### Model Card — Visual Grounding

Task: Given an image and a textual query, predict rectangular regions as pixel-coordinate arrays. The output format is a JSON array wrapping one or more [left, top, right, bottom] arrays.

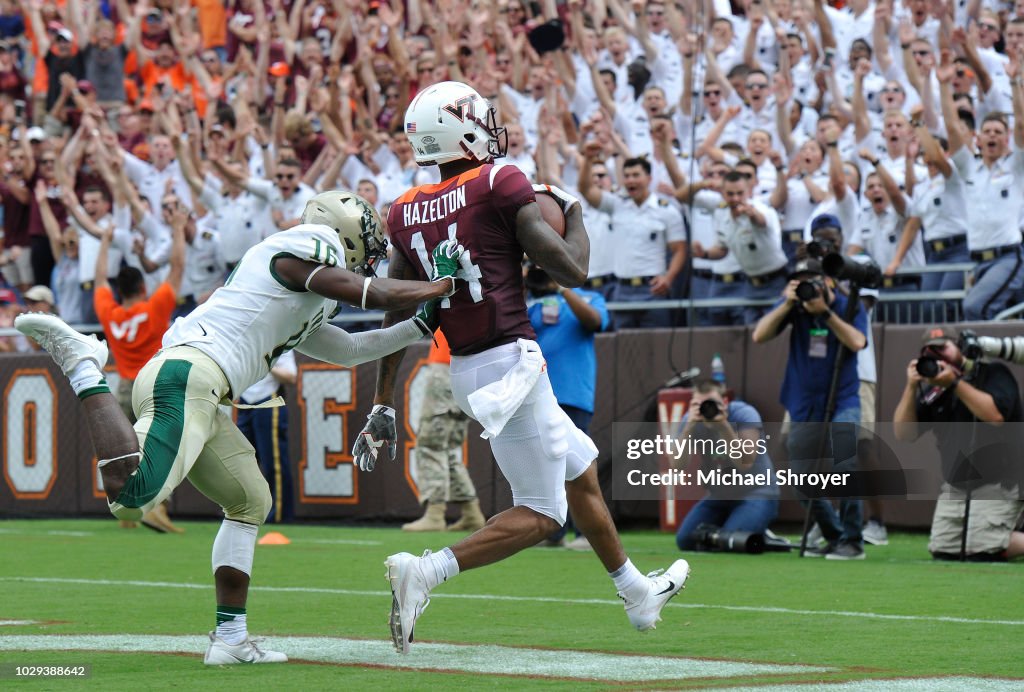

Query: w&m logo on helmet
[[442, 95, 478, 123]]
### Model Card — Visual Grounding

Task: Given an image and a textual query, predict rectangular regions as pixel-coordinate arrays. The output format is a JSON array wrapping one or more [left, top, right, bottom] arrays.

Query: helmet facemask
[[352, 201, 389, 277], [462, 104, 507, 162]]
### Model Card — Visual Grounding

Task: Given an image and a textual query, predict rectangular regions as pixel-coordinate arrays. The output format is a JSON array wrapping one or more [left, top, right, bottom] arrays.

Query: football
[[535, 191, 566, 237]]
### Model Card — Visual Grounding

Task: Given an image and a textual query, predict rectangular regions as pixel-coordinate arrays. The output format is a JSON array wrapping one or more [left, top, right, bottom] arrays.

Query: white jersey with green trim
[[162, 223, 343, 397]]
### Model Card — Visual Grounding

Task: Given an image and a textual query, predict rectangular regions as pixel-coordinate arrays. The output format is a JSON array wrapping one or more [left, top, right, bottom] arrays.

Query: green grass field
[[0, 518, 1021, 690]]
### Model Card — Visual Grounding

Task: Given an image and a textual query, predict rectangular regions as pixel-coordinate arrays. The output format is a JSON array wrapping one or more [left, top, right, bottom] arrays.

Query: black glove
[[351, 405, 397, 472]]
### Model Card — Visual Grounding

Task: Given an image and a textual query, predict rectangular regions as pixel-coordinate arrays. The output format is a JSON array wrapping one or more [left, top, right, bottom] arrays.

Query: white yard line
[[2, 576, 1023, 628], [721, 678, 1024, 691], [0, 634, 829, 681]]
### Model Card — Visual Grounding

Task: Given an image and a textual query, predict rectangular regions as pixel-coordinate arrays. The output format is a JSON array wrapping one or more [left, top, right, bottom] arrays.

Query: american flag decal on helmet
[[406, 122, 417, 133]]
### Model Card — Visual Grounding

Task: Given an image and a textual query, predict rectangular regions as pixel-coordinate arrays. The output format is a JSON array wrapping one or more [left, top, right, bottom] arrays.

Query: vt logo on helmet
[[404, 81, 508, 166], [300, 191, 389, 276]]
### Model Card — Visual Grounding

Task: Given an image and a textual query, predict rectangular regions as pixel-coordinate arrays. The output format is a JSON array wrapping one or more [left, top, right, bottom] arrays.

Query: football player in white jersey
[[15, 190, 463, 665]]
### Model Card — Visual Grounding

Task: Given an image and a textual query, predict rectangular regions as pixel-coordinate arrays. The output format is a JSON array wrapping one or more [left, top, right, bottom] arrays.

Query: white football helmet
[[403, 81, 507, 166], [301, 191, 388, 276]]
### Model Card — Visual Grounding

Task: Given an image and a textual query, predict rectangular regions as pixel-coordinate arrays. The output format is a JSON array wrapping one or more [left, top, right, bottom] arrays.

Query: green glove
[[430, 239, 463, 297], [413, 298, 442, 337]]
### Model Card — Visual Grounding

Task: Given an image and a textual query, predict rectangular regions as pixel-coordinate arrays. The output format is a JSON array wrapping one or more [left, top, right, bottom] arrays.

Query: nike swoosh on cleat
[[656, 580, 676, 596]]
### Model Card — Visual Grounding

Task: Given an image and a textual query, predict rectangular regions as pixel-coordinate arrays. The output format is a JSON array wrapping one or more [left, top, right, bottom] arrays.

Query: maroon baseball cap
[[0, 287, 18, 304]]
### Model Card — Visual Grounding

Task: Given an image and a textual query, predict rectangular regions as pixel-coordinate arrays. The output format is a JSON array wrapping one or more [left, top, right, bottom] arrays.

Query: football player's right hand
[[351, 405, 397, 472], [430, 239, 463, 297], [532, 184, 580, 215]]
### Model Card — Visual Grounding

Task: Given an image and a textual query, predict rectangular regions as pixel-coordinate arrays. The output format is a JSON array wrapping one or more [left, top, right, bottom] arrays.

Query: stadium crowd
[[0, 0, 1021, 336]]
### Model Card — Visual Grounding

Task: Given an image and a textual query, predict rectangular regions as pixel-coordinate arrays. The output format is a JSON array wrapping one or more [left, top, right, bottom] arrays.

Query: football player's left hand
[[413, 298, 442, 336], [532, 184, 580, 215], [430, 239, 463, 296], [352, 405, 397, 472]]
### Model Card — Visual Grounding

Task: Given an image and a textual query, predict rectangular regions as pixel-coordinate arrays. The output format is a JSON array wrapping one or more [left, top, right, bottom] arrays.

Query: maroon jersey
[[388, 163, 537, 356]]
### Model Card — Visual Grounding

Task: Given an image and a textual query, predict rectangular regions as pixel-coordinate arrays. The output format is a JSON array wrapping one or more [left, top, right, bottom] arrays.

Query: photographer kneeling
[[675, 380, 779, 552], [894, 328, 1024, 561], [753, 258, 868, 560]]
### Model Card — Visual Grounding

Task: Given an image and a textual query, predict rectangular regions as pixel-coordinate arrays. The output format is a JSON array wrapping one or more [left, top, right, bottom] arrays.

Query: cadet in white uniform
[[579, 154, 685, 329], [694, 170, 789, 324], [906, 121, 972, 319], [15, 191, 462, 666], [953, 108, 1024, 320]]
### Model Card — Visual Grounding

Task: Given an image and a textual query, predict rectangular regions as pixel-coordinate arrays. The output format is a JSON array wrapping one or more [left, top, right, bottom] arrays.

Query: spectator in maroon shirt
[[282, 112, 325, 174], [0, 41, 26, 103], [116, 103, 147, 153], [0, 140, 34, 291], [27, 147, 65, 290]]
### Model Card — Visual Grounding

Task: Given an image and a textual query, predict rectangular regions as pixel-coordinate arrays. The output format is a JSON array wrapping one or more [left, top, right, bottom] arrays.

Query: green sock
[[215, 605, 247, 645], [216, 605, 246, 626]]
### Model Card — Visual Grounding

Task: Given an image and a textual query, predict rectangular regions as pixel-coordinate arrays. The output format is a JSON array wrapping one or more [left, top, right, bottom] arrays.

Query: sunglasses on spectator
[[39, 159, 55, 165], [161, 203, 177, 211], [275, 173, 296, 181], [745, 83, 768, 90], [978, 22, 999, 31]]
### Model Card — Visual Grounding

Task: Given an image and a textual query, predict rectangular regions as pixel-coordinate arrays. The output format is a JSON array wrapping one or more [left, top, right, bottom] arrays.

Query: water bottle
[[711, 353, 726, 385]]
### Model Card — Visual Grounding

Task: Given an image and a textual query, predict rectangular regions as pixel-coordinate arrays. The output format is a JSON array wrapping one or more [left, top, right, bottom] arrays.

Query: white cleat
[[621, 559, 690, 631], [203, 632, 288, 665], [15, 313, 107, 376], [385, 551, 432, 654]]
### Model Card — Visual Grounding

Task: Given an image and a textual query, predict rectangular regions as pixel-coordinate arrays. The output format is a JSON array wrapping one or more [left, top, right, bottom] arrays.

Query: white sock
[[423, 547, 459, 590], [609, 559, 647, 601], [216, 614, 248, 645], [68, 359, 106, 397]]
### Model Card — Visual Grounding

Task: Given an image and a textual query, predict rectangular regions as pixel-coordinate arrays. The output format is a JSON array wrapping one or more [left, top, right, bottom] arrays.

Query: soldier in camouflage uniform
[[404, 332, 486, 532]]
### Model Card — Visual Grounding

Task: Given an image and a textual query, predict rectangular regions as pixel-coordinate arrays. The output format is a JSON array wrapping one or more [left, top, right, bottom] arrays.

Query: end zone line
[[3, 576, 1023, 627]]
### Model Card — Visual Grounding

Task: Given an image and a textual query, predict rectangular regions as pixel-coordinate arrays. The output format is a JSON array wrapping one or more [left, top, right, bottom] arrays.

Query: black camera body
[[698, 399, 721, 420], [916, 355, 940, 378], [959, 329, 982, 361], [805, 239, 836, 259], [795, 279, 823, 302], [524, 265, 555, 297]]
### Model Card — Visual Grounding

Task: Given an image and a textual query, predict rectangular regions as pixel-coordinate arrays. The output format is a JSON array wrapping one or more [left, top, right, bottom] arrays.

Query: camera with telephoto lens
[[916, 355, 940, 378], [698, 399, 721, 420], [978, 335, 1024, 364], [822, 252, 882, 288], [690, 523, 766, 554], [795, 279, 823, 302]]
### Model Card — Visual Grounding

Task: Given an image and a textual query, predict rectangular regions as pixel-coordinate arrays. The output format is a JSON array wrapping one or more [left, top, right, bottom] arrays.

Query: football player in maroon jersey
[[353, 81, 690, 654]]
